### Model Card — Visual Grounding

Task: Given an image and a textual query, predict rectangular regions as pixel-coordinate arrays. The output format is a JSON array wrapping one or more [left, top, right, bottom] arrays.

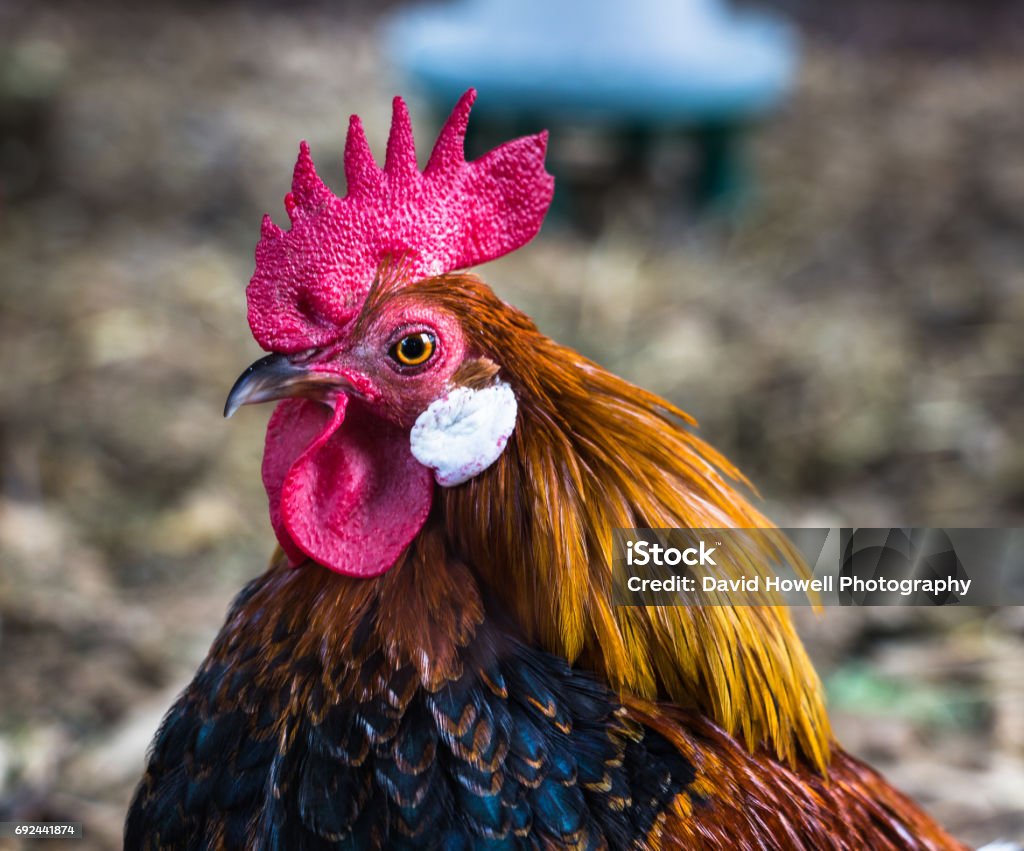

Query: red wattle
[[261, 397, 434, 577]]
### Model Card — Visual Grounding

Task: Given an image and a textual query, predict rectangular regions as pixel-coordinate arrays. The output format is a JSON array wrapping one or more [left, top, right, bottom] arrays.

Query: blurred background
[[1, 0, 1023, 847]]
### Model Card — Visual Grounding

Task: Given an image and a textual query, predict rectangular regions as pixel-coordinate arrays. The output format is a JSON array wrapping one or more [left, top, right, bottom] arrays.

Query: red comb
[[247, 89, 554, 352]]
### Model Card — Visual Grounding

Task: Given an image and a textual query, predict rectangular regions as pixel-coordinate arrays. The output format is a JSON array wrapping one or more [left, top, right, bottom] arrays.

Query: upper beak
[[223, 353, 356, 418]]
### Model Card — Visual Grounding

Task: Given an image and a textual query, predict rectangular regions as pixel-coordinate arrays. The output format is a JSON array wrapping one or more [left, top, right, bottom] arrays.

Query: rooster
[[126, 90, 969, 850]]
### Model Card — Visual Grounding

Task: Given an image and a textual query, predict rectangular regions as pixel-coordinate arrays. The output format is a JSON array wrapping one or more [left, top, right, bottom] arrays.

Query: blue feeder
[[384, 0, 798, 208]]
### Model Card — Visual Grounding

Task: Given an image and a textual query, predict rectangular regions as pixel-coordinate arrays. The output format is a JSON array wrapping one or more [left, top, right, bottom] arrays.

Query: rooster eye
[[390, 332, 436, 367]]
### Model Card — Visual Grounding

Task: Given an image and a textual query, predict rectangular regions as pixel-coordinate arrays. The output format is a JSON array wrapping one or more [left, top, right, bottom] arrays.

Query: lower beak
[[223, 353, 355, 418]]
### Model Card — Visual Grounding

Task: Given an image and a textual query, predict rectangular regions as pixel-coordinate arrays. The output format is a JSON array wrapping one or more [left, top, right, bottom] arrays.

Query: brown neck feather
[[233, 524, 483, 699]]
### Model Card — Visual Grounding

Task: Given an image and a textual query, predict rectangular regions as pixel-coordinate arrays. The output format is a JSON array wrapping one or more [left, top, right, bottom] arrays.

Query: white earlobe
[[409, 381, 517, 487]]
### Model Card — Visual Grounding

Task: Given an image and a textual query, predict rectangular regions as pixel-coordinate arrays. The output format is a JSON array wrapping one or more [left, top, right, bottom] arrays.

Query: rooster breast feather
[[125, 546, 697, 850]]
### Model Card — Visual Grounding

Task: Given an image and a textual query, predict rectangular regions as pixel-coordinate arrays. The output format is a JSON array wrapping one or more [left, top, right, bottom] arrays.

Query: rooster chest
[[127, 601, 696, 850]]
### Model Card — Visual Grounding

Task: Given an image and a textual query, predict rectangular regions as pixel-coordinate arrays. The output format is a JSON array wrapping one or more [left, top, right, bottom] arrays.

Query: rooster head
[[225, 91, 553, 577]]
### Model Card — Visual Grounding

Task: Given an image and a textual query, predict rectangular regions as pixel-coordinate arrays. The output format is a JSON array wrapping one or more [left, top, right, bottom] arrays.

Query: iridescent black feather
[[125, 565, 695, 850]]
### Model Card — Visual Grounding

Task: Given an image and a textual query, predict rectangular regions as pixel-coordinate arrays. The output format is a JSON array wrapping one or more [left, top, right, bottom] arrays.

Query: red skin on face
[[259, 301, 468, 577]]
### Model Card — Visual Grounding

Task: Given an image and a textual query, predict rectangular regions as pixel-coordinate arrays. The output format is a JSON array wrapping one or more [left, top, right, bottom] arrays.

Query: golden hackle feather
[[367, 273, 832, 772]]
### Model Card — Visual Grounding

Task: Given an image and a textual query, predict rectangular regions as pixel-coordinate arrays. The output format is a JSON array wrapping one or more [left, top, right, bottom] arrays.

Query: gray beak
[[223, 353, 353, 418]]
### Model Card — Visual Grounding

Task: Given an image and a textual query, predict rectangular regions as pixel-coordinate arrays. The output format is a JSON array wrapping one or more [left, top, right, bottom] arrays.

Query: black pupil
[[400, 334, 427, 361]]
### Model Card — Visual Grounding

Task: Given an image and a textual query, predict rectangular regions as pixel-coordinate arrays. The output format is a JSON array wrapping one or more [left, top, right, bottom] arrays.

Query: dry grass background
[[1, 1, 1023, 848]]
